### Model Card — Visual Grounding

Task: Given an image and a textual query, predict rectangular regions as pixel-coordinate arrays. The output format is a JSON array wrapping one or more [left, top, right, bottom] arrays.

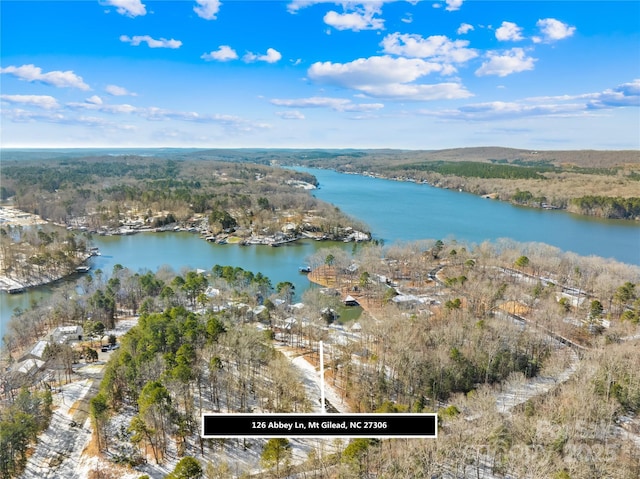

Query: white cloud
[[67, 98, 138, 114], [0, 64, 90, 90], [308, 56, 471, 101], [445, 0, 463, 12], [323, 3, 385, 31], [86, 95, 103, 105], [309, 56, 443, 88], [420, 80, 639, 122], [201, 45, 238, 61], [420, 100, 586, 122], [142, 108, 272, 132], [0, 94, 60, 110], [102, 0, 146, 17], [271, 96, 384, 112], [475, 48, 536, 77], [243, 48, 282, 63], [401, 13, 413, 24], [287, 0, 352, 14], [534, 18, 576, 43], [1, 108, 137, 129], [457, 23, 474, 35], [381, 33, 478, 63], [1, 108, 64, 123], [194, 0, 221, 20], [120, 35, 182, 49], [276, 110, 306, 120], [358, 82, 472, 101], [105, 84, 137, 96], [495, 21, 523, 41], [587, 79, 640, 109]]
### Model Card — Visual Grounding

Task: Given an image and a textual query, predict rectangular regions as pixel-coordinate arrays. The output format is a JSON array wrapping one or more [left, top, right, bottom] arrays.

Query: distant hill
[[405, 147, 639, 168]]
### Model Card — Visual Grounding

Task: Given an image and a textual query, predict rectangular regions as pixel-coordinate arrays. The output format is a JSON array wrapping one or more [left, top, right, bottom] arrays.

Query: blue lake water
[[300, 167, 640, 265], [2, 167, 639, 340]]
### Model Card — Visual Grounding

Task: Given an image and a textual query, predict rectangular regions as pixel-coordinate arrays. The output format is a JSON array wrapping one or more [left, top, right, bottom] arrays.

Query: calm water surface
[[0, 235, 350, 339], [300, 167, 640, 265], [2, 168, 639, 339]]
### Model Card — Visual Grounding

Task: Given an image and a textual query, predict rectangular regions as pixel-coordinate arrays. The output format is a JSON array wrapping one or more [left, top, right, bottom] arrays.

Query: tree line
[[568, 195, 640, 219], [0, 155, 367, 240], [2, 236, 639, 478]]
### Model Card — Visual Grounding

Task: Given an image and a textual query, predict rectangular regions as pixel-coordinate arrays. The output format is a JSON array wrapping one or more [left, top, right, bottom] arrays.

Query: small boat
[[75, 265, 91, 273], [298, 266, 312, 273]]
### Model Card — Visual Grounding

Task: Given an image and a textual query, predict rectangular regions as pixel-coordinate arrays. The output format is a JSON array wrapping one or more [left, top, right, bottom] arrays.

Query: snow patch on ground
[[495, 347, 580, 414], [19, 378, 94, 479]]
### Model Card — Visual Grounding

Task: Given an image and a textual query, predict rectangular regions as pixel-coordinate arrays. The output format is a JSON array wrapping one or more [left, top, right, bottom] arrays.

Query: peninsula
[[0, 153, 371, 293]]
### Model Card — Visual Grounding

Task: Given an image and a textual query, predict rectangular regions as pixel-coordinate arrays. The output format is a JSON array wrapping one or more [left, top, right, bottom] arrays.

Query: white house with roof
[[18, 340, 49, 362], [52, 325, 83, 343], [16, 358, 45, 377], [19, 340, 49, 362]]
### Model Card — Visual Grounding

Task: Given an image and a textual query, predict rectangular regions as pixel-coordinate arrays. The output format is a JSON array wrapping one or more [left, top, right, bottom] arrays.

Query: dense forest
[[0, 155, 369, 238]]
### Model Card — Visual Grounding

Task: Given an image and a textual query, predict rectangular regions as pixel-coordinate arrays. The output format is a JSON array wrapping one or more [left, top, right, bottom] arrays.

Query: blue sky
[[1, 0, 639, 149]]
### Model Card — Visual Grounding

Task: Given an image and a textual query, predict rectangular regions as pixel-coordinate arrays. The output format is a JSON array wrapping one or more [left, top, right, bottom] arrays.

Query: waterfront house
[[52, 325, 83, 343], [19, 340, 49, 362], [16, 358, 45, 377]]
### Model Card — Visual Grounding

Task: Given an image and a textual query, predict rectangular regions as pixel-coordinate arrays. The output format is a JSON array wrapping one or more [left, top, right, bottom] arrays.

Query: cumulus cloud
[[0, 64, 90, 90], [309, 56, 442, 88], [308, 56, 471, 101], [457, 23, 474, 35], [102, 0, 146, 17], [86, 95, 103, 105], [587, 79, 640, 109], [324, 3, 384, 31], [420, 80, 639, 121], [201, 45, 238, 61], [445, 0, 463, 12], [495, 21, 523, 41], [276, 110, 306, 120], [243, 48, 282, 63], [194, 0, 221, 20], [271, 96, 384, 112], [381, 33, 478, 63], [475, 48, 536, 77], [534, 18, 576, 43], [0, 94, 60, 110], [105, 84, 137, 96], [120, 35, 182, 49]]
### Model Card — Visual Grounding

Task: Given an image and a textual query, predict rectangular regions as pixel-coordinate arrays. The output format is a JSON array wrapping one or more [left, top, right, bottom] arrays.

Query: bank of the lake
[[298, 167, 640, 266], [0, 235, 353, 340], [2, 167, 639, 340]]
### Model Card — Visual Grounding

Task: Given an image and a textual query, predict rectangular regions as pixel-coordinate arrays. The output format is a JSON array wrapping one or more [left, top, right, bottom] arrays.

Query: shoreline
[[0, 204, 371, 294], [0, 253, 94, 294], [303, 166, 640, 222]]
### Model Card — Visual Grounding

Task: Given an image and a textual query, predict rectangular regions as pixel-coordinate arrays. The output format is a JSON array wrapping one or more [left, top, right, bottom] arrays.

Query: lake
[[2, 167, 639, 340], [300, 167, 640, 265]]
